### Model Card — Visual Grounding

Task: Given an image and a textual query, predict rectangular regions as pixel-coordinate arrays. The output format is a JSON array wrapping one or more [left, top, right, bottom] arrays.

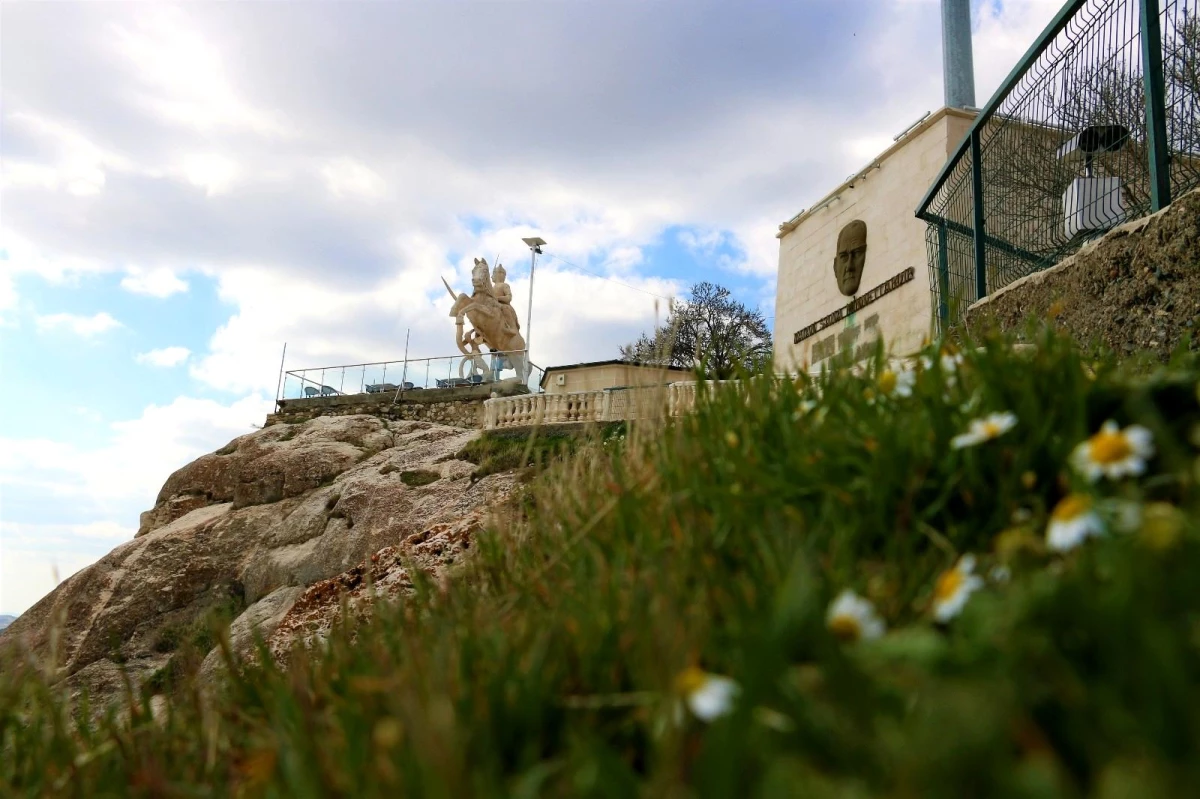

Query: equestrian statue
[[442, 258, 529, 381]]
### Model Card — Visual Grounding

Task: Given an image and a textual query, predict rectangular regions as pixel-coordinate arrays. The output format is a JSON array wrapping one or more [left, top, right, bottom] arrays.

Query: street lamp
[[520, 236, 546, 380]]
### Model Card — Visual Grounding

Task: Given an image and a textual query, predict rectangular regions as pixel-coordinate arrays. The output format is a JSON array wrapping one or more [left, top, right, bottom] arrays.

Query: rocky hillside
[[0, 416, 517, 705]]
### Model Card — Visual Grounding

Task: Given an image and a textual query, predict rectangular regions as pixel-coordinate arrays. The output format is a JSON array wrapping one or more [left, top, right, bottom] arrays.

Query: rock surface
[[0, 416, 516, 706], [966, 187, 1200, 356]]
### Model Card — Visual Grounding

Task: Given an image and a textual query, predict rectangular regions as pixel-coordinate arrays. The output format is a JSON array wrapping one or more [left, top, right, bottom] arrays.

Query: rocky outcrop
[[965, 187, 1200, 356], [0, 416, 516, 706]]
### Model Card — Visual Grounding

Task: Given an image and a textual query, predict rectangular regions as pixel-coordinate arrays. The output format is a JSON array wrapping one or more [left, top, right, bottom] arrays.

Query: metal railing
[[917, 0, 1198, 331], [279, 351, 544, 401]]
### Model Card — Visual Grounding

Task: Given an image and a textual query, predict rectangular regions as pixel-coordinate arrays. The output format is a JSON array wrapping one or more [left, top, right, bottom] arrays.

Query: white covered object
[[1063, 176, 1126, 238]]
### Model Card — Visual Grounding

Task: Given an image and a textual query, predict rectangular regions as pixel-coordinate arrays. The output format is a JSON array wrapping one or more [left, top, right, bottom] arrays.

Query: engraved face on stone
[[834, 220, 868, 296]]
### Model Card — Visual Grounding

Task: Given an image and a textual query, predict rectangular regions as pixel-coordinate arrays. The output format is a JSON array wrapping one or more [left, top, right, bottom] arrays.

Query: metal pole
[[274, 342, 287, 402], [970, 129, 987, 300], [936, 222, 951, 330], [525, 246, 537, 375], [392, 329, 411, 404], [941, 0, 976, 109], [1140, 0, 1171, 211]]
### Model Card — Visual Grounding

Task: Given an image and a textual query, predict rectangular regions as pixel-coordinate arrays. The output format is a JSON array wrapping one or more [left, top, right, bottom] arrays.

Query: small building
[[774, 107, 978, 374], [539, 359, 692, 395]]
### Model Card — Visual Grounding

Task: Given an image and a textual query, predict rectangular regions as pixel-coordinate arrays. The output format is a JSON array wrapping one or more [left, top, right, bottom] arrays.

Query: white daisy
[[951, 412, 1018, 449], [825, 589, 886, 642], [920, 346, 964, 374], [877, 367, 916, 398], [676, 667, 739, 722], [931, 554, 984, 622], [1070, 420, 1155, 482], [792, 399, 818, 420], [1045, 494, 1104, 552]]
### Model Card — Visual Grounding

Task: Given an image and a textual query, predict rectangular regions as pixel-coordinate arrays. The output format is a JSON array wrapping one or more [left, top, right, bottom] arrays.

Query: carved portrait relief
[[833, 220, 868, 296]]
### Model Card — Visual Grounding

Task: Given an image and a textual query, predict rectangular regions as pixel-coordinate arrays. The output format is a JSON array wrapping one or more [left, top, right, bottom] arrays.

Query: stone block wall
[[964, 188, 1200, 358], [775, 108, 977, 373], [266, 380, 530, 429]]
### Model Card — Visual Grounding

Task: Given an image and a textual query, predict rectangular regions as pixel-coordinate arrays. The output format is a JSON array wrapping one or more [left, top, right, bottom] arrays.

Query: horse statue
[[442, 258, 529, 380]]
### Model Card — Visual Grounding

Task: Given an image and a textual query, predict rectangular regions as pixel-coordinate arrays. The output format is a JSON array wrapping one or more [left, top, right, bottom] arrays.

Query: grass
[[3, 327, 1200, 797]]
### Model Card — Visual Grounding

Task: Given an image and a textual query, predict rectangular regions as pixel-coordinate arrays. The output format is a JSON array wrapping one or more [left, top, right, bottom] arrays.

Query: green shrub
[[399, 469, 440, 487]]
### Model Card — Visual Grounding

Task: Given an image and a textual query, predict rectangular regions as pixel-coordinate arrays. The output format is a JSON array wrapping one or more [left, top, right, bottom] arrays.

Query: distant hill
[[0, 615, 15, 631]]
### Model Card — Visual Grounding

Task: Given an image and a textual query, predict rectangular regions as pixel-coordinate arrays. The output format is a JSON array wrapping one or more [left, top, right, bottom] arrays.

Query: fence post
[[936, 221, 951, 330], [1140, 0, 1172, 212], [969, 129, 987, 300]]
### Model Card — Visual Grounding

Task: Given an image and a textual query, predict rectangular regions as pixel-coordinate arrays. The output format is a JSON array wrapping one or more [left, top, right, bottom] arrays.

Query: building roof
[[538, 359, 691, 387]]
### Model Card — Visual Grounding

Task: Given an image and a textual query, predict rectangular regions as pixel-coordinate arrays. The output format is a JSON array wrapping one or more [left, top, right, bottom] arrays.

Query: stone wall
[[964, 188, 1200, 358], [267, 379, 530, 429], [775, 108, 976, 373]]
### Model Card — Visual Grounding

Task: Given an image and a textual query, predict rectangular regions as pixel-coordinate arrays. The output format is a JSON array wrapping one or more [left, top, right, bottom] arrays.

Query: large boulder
[[0, 416, 516, 706]]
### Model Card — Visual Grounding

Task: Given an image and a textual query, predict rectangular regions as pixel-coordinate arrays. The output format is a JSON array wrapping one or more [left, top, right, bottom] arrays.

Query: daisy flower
[[1045, 494, 1104, 552], [877, 366, 916, 398], [1070, 420, 1154, 482], [792, 399, 818, 420], [675, 667, 739, 722], [951, 412, 1018, 449], [931, 554, 984, 622], [921, 346, 964, 374], [825, 589, 886, 642]]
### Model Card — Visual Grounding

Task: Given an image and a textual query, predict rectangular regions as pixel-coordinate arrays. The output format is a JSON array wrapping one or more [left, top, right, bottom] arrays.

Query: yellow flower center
[[1089, 429, 1133, 465], [828, 614, 862, 642], [933, 568, 964, 603], [982, 421, 1002, 438], [675, 666, 707, 696], [1051, 494, 1092, 522], [878, 371, 897, 394]]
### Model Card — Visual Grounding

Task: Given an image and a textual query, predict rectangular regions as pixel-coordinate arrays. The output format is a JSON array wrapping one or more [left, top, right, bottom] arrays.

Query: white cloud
[[35, 311, 123, 336], [120, 266, 189, 297], [108, 6, 290, 136], [973, 1, 1066, 103], [321, 157, 388, 201], [136, 346, 191, 367], [181, 153, 239, 196], [1, 111, 130, 197], [0, 393, 273, 614]]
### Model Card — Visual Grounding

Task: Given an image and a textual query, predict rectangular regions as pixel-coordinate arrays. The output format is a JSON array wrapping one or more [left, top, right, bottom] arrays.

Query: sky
[[0, 0, 1064, 616]]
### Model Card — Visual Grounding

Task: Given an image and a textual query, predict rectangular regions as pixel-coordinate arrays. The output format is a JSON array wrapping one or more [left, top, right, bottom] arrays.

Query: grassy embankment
[[3, 327, 1200, 797]]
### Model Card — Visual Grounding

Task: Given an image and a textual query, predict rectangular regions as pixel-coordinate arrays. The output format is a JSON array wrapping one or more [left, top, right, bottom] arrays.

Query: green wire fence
[[917, 0, 1199, 332]]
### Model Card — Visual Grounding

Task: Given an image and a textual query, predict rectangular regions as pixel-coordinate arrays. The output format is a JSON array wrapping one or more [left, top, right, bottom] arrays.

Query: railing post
[[936, 221, 951, 329], [1140, 0, 1171, 212], [969, 129, 987, 300]]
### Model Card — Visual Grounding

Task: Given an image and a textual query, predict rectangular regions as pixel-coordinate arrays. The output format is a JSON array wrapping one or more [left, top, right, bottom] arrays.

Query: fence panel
[[918, 0, 1199, 332]]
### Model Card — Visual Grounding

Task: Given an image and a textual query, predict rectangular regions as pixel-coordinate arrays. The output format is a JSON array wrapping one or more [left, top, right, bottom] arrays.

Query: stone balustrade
[[483, 381, 728, 430]]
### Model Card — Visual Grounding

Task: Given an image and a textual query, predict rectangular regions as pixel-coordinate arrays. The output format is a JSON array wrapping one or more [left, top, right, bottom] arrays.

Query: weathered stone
[[197, 585, 305, 684], [965, 187, 1200, 357], [0, 416, 517, 712]]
